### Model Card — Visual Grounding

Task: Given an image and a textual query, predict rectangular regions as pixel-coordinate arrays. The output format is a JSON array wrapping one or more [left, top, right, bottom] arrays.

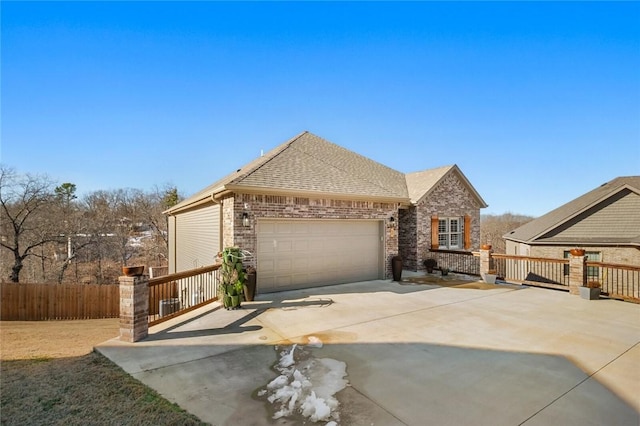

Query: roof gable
[[505, 176, 640, 246], [231, 132, 409, 199], [405, 164, 488, 207]]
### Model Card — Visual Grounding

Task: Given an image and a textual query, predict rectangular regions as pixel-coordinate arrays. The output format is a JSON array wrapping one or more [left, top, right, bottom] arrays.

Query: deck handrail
[[148, 263, 221, 326]]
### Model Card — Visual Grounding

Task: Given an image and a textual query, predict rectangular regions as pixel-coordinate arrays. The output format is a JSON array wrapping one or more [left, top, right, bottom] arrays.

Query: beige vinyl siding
[[257, 219, 382, 292], [175, 204, 221, 272], [168, 215, 177, 273]]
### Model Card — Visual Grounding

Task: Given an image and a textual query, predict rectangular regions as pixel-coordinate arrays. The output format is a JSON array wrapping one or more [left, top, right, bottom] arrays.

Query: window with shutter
[[434, 216, 465, 250]]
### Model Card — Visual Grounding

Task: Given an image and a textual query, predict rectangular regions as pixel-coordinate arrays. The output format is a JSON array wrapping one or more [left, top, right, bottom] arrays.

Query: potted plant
[[570, 248, 586, 256], [482, 269, 498, 284], [441, 267, 449, 276], [243, 266, 257, 301], [219, 247, 246, 309], [580, 280, 601, 300], [423, 258, 437, 274], [391, 255, 403, 282]]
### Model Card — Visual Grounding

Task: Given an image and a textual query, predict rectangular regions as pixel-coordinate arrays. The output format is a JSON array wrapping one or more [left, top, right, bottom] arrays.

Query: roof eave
[[226, 184, 410, 205], [164, 186, 226, 215]]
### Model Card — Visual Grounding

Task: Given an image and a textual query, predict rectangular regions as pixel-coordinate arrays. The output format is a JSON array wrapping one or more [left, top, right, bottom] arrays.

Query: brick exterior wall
[[400, 172, 482, 271], [529, 246, 640, 266], [228, 193, 399, 279], [398, 207, 418, 270], [221, 195, 235, 249], [119, 275, 148, 342]]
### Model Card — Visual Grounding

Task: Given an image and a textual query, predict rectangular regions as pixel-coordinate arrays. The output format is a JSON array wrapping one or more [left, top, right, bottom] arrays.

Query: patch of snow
[[258, 343, 348, 424], [279, 344, 297, 368], [267, 375, 289, 390]]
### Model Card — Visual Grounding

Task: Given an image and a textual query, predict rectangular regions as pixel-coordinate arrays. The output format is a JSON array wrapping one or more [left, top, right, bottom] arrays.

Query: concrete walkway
[[96, 276, 640, 426]]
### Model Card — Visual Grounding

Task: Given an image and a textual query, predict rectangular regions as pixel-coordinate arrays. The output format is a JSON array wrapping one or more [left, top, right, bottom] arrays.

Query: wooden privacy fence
[[1, 283, 120, 321]]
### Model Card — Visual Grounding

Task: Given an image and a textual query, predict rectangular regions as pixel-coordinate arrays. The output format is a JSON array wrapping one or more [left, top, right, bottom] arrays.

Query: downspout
[[211, 194, 223, 252]]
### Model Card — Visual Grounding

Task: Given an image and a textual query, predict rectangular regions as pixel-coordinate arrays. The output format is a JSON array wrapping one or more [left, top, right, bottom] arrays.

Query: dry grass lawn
[[0, 319, 207, 425]]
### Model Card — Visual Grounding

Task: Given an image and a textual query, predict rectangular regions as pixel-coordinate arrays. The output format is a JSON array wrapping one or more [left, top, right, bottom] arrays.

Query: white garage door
[[257, 219, 382, 293]]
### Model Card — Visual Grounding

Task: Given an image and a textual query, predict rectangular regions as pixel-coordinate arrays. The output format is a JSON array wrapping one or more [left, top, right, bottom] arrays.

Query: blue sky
[[2, 1, 639, 217]]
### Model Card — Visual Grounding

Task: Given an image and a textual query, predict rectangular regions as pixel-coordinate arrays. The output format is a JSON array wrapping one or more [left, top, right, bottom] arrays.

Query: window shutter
[[464, 215, 471, 250], [431, 216, 439, 249]]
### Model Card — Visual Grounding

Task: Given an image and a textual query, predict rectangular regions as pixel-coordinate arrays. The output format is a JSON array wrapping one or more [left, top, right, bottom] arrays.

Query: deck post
[[119, 275, 149, 342], [479, 245, 493, 279], [568, 253, 587, 296]]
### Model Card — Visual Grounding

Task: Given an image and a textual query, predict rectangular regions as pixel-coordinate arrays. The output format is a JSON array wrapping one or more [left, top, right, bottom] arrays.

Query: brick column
[[568, 252, 587, 296], [119, 275, 149, 342], [479, 245, 492, 276]]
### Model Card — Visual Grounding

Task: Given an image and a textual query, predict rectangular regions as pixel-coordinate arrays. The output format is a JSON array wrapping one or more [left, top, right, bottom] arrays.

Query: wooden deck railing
[[492, 254, 570, 290], [148, 264, 221, 326], [586, 261, 640, 302], [428, 249, 639, 303]]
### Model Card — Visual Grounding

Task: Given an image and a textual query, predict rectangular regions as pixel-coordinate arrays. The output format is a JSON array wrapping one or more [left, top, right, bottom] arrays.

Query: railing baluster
[[147, 264, 222, 326]]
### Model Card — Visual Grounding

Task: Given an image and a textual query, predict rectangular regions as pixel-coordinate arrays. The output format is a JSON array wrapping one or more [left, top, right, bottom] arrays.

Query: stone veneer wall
[[412, 173, 482, 272], [228, 193, 399, 279]]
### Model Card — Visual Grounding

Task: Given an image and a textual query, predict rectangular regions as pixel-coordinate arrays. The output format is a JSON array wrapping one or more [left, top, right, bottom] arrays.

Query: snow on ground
[[257, 336, 348, 425]]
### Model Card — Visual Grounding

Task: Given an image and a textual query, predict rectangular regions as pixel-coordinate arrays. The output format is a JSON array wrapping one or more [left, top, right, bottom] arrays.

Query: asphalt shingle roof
[[504, 176, 640, 245], [166, 131, 487, 214], [232, 132, 409, 199]]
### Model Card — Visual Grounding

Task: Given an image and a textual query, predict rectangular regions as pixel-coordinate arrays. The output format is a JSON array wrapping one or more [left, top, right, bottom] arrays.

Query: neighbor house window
[[563, 251, 601, 279], [438, 217, 463, 250]]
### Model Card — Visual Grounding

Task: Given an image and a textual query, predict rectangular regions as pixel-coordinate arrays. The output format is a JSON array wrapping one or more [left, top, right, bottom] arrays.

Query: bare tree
[[48, 183, 96, 283], [481, 213, 534, 253], [134, 185, 181, 266], [82, 190, 123, 283], [0, 166, 57, 282]]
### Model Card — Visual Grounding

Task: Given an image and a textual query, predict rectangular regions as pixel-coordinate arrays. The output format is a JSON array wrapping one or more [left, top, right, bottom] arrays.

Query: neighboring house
[[504, 176, 640, 266], [165, 131, 487, 293]]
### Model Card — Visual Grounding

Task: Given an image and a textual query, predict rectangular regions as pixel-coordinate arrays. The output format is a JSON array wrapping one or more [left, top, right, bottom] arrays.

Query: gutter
[[164, 186, 226, 215]]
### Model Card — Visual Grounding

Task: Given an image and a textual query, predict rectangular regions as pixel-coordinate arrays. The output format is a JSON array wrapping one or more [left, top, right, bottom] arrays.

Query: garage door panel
[[257, 219, 382, 293], [293, 222, 310, 234], [276, 222, 294, 234], [257, 238, 277, 253], [275, 275, 293, 287], [293, 239, 310, 251], [260, 276, 275, 290], [276, 258, 294, 273], [293, 257, 310, 270], [259, 222, 277, 235], [276, 240, 292, 253], [258, 258, 275, 274]]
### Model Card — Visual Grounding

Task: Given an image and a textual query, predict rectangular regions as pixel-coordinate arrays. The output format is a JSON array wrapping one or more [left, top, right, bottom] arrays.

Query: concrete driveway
[[96, 275, 640, 426]]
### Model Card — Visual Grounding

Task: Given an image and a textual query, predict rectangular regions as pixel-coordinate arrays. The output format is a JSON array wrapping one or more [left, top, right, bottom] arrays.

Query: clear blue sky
[[2, 1, 639, 217]]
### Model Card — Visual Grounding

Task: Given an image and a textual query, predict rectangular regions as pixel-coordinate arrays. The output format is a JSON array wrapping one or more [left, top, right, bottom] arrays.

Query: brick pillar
[[119, 275, 149, 342], [480, 245, 492, 276], [569, 252, 587, 296]]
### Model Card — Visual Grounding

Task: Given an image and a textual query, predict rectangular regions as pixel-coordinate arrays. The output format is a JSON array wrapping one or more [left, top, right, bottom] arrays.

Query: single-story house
[[504, 176, 640, 266], [165, 131, 487, 293]]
